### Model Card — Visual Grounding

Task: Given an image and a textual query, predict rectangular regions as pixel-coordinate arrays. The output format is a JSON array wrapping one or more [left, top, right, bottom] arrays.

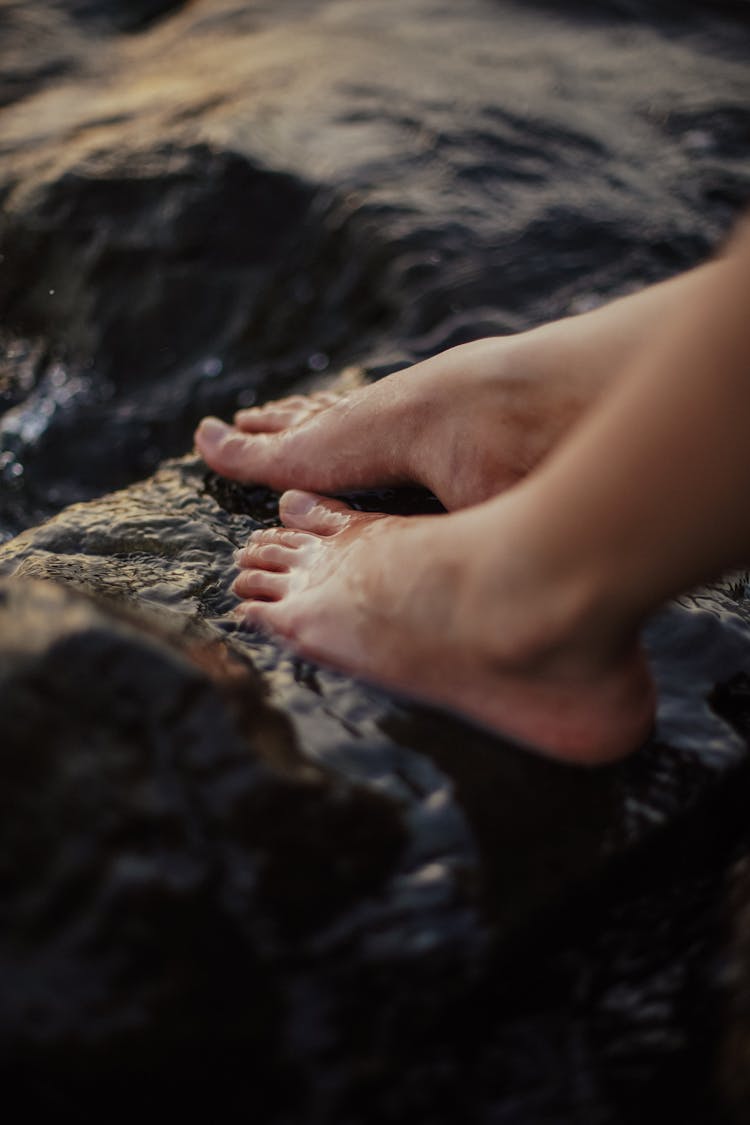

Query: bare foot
[[195, 269, 720, 510], [195, 336, 598, 510], [231, 489, 656, 764]]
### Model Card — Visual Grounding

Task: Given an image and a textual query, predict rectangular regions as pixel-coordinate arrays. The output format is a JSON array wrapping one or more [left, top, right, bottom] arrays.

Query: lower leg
[[508, 218, 750, 622]]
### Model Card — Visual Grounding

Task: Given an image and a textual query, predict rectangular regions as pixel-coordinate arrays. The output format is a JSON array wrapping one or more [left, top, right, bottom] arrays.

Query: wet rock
[[0, 146, 313, 379], [0, 577, 433, 1120], [0, 472, 485, 1120], [2, 461, 750, 1119], [722, 851, 750, 1123], [710, 674, 750, 1124]]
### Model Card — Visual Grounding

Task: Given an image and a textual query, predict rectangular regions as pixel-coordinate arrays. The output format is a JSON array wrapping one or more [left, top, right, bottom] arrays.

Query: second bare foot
[[195, 336, 598, 510], [231, 489, 655, 764]]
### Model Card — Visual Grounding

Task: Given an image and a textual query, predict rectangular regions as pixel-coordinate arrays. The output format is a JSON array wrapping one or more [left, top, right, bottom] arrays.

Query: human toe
[[278, 490, 376, 535], [195, 415, 241, 465], [233, 598, 289, 637], [234, 542, 297, 571], [233, 405, 301, 433], [195, 416, 274, 482], [244, 527, 312, 549], [195, 415, 230, 449], [232, 567, 289, 600], [234, 391, 340, 433]]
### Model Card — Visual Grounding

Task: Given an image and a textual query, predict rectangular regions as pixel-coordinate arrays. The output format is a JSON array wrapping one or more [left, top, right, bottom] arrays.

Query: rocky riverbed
[[1, 1, 750, 1121]]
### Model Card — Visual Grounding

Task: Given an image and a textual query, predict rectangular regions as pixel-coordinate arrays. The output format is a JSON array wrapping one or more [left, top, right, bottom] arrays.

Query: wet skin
[[193, 249, 748, 763], [230, 488, 655, 765], [196, 337, 586, 511], [195, 263, 719, 510]]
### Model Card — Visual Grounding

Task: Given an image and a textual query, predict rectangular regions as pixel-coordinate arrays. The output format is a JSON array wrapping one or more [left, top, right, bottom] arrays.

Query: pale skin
[[195, 219, 750, 764]]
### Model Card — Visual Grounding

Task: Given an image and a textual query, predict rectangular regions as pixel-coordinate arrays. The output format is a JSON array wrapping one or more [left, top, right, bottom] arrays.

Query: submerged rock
[[0, 577, 410, 1119]]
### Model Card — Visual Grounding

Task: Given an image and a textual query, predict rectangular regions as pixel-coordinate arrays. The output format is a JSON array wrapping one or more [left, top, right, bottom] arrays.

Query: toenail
[[281, 490, 318, 515], [198, 416, 229, 443]]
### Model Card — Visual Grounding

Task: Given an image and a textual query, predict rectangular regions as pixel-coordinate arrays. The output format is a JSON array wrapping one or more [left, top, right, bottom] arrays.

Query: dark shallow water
[[2, 1, 750, 1121]]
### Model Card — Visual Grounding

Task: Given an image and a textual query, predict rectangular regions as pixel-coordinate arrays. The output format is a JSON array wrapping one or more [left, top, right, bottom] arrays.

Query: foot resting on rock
[[195, 267, 718, 510], [196, 338, 588, 510], [231, 488, 656, 764]]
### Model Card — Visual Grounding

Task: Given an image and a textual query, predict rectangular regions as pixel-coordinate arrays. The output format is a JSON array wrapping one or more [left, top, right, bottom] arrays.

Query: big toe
[[279, 490, 385, 535], [195, 416, 276, 483]]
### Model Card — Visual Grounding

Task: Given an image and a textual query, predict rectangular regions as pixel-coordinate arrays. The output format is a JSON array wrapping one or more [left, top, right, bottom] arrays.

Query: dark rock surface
[[2, 459, 750, 1121], [2, 0, 750, 1120]]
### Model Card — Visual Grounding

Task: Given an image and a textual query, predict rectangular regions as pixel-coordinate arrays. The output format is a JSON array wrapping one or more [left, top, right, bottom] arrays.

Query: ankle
[[461, 488, 640, 679]]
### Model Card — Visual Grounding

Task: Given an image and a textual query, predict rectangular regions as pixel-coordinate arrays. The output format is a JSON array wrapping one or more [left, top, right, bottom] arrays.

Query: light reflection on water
[[0, 363, 93, 482]]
